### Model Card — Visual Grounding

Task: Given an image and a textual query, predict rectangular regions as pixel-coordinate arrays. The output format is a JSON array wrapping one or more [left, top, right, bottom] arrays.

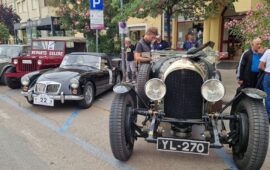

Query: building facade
[[12, 0, 63, 44], [127, 0, 260, 59]]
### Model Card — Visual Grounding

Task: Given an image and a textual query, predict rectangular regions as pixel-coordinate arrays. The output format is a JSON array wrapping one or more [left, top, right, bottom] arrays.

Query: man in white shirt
[[259, 48, 270, 123]]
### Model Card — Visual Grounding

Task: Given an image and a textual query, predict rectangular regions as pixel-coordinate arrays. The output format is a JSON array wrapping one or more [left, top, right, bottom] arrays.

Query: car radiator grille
[[47, 84, 60, 93], [35, 83, 60, 94], [18, 59, 37, 72], [164, 69, 203, 119]]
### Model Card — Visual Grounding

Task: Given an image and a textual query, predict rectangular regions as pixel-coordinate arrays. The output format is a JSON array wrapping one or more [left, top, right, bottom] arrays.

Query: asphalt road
[[0, 69, 269, 170]]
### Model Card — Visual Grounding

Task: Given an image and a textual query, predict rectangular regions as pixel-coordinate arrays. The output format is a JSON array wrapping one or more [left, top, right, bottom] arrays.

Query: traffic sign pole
[[89, 0, 104, 53], [96, 29, 99, 52]]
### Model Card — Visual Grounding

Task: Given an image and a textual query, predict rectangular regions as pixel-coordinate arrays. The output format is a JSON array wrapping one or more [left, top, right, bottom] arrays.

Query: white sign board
[[90, 10, 104, 29], [90, 0, 104, 30]]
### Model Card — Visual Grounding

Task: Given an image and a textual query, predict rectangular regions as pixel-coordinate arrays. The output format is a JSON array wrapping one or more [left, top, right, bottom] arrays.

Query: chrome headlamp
[[70, 78, 79, 88], [21, 76, 30, 86], [37, 59, 42, 65], [13, 59, 18, 65], [201, 79, 225, 102], [145, 78, 166, 101]]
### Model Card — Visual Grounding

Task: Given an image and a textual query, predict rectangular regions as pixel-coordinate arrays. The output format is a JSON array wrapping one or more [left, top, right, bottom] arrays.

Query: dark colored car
[[5, 37, 87, 89], [109, 42, 269, 170], [21, 52, 122, 109], [0, 44, 29, 85]]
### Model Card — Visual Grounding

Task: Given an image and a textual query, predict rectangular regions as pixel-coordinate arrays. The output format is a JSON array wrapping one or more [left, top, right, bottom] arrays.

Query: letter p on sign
[[93, 0, 100, 8], [90, 0, 103, 10]]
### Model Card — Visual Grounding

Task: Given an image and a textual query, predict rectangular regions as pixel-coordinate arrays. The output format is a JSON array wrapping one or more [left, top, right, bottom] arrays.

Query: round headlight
[[145, 78, 166, 101], [201, 79, 225, 102], [37, 59, 42, 65], [70, 78, 79, 88], [21, 76, 30, 86], [13, 59, 18, 65]]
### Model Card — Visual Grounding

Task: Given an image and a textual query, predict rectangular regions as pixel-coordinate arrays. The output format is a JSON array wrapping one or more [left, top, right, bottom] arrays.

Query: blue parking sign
[[90, 0, 103, 10]]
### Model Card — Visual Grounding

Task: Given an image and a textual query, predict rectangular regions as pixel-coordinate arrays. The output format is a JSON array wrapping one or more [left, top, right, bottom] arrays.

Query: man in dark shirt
[[134, 27, 158, 63], [153, 34, 170, 50], [237, 37, 262, 88], [125, 37, 136, 83]]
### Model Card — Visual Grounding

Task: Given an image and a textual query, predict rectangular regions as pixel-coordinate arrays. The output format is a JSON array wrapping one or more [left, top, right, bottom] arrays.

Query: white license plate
[[22, 60, 32, 64], [157, 138, 209, 155], [34, 94, 54, 106]]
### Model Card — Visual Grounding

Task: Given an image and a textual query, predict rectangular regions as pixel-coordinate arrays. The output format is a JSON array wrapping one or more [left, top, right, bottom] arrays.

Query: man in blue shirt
[[183, 32, 199, 51], [153, 35, 170, 50], [237, 37, 262, 88]]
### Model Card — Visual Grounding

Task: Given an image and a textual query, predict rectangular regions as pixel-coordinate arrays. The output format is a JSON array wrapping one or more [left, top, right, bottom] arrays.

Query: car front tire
[[77, 82, 94, 109], [109, 92, 137, 161], [5, 67, 21, 89], [231, 97, 269, 170]]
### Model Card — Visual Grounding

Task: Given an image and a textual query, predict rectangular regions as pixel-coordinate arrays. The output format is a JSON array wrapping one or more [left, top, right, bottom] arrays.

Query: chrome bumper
[[21, 91, 84, 104]]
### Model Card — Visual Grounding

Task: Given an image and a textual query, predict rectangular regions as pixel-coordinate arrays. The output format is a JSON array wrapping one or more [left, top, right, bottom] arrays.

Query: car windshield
[[60, 54, 100, 69], [0, 46, 23, 58], [32, 41, 65, 51]]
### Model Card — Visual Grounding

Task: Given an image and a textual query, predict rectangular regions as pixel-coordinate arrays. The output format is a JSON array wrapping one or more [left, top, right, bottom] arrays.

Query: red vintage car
[[4, 37, 86, 89]]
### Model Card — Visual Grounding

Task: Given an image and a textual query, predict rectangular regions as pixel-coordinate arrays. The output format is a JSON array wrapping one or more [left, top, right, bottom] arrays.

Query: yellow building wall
[[125, 0, 260, 50], [234, 0, 260, 12], [127, 15, 162, 34], [15, 0, 57, 23], [203, 16, 222, 51], [203, 0, 259, 51]]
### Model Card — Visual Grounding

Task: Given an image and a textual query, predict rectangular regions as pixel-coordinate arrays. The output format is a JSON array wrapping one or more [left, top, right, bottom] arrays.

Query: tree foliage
[[0, 4, 20, 35], [225, 0, 270, 48], [112, 0, 237, 42], [112, 0, 237, 20], [50, 0, 120, 53], [0, 22, 10, 43]]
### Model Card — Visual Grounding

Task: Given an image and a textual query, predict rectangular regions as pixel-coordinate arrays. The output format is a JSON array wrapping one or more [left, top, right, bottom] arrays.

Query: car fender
[[0, 64, 13, 77], [113, 83, 133, 94], [24, 69, 50, 87], [241, 88, 266, 99]]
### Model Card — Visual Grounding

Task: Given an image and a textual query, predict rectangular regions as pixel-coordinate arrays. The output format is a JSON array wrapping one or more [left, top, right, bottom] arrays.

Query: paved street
[[0, 68, 269, 170]]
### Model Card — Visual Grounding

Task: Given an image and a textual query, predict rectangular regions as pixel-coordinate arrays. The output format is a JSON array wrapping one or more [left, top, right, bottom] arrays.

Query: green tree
[[0, 22, 10, 44], [0, 4, 20, 35], [49, 0, 120, 53], [112, 0, 237, 43]]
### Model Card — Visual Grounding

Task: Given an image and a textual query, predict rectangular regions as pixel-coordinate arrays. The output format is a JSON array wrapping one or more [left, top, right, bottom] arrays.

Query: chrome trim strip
[[21, 91, 84, 101]]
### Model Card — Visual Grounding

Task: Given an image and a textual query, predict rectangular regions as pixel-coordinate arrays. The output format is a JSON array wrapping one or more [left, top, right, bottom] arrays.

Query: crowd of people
[[124, 27, 167, 83], [237, 37, 270, 123], [124, 27, 199, 83]]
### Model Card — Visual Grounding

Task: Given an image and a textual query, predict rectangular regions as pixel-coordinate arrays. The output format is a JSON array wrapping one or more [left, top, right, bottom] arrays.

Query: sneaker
[[132, 80, 136, 84], [126, 80, 131, 83]]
